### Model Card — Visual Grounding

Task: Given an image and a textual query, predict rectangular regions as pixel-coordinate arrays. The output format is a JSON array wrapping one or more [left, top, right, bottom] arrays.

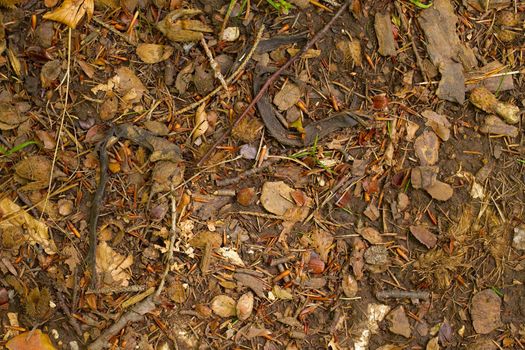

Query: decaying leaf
[[211, 295, 236, 317], [336, 40, 362, 66], [0, 198, 57, 254], [6, 329, 57, 350], [189, 230, 221, 249], [192, 104, 208, 142], [410, 225, 438, 249], [234, 272, 267, 298], [0, 103, 28, 130], [168, 280, 186, 304], [311, 230, 333, 262], [96, 241, 133, 287], [421, 110, 451, 141], [273, 82, 301, 111], [471, 289, 502, 334], [342, 274, 358, 298], [136, 44, 174, 64], [358, 227, 383, 244], [236, 292, 254, 320], [272, 285, 293, 300], [260, 181, 295, 216], [43, 0, 94, 29], [414, 131, 440, 166], [157, 9, 213, 42], [25, 287, 51, 321]]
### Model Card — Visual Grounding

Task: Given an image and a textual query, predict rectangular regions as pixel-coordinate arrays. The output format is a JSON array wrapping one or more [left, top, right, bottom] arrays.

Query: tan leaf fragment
[[0, 198, 57, 254], [136, 44, 174, 64], [96, 241, 133, 287], [43, 0, 94, 29]]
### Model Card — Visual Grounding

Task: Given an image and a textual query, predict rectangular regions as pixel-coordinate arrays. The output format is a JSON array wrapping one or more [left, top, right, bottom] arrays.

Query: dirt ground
[[0, 0, 524, 349]]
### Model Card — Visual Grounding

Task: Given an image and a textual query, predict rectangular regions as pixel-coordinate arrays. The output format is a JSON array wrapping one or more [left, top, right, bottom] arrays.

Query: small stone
[[237, 187, 256, 207], [397, 192, 410, 211], [58, 199, 74, 216], [221, 27, 240, 42], [386, 306, 411, 338], [364, 245, 389, 266], [425, 181, 453, 201], [512, 224, 525, 251], [471, 289, 502, 334]]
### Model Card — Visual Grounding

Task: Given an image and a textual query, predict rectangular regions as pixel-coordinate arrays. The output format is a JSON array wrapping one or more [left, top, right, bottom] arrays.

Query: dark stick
[[86, 131, 113, 289], [197, 0, 352, 166], [375, 290, 431, 301]]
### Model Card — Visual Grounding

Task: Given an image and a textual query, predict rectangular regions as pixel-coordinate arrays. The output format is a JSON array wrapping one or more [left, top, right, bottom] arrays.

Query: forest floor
[[0, 0, 524, 349]]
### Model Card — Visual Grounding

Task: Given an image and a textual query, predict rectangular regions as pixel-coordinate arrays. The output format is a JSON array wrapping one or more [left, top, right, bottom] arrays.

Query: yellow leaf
[[43, 0, 94, 29], [0, 198, 57, 254], [6, 329, 57, 350]]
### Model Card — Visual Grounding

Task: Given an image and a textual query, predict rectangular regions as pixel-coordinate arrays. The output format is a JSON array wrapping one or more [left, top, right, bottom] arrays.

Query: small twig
[[173, 24, 265, 116], [155, 185, 178, 298], [197, 0, 352, 166], [215, 158, 278, 186], [86, 285, 146, 295], [200, 37, 230, 97], [92, 17, 136, 46], [88, 296, 156, 350], [375, 290, 431, 301], [56, 291, 82, 338]]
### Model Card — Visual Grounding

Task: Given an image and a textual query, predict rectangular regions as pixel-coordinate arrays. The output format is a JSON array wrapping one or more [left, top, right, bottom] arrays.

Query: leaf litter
[[1, 0, 524, 348]]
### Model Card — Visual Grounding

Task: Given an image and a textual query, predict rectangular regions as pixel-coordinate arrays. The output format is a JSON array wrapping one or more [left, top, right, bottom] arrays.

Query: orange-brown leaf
[[6, 330, 57, 350]]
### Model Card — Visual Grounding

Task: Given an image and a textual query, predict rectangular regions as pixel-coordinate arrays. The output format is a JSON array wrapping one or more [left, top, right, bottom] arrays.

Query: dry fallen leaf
[[414, 131, 440, 166], [216, 247, 245, 267], [342, 273, 358, 298], [43, 0, 94, 29], [211, 295, 236, 318], [273, 82, 301, 111], [471, 289, 502, 334], [0, 103, 28, 130], [14, 155, 55, 190], [260, 181, 295, 216], [421, 110, 451, 141], [272, 285, 293, 300], [96, 241, 133, 287], [136, 44, 174, 64], [236, 292, 254, 320], [157, 9, 213, 42], [0, 198, 57, 254], [192, 104, 208, 142], [311, 230, 333, 262], [409, 225, 438, 249], [358, 227, 383, 244], [6, 329, 57, 350]]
